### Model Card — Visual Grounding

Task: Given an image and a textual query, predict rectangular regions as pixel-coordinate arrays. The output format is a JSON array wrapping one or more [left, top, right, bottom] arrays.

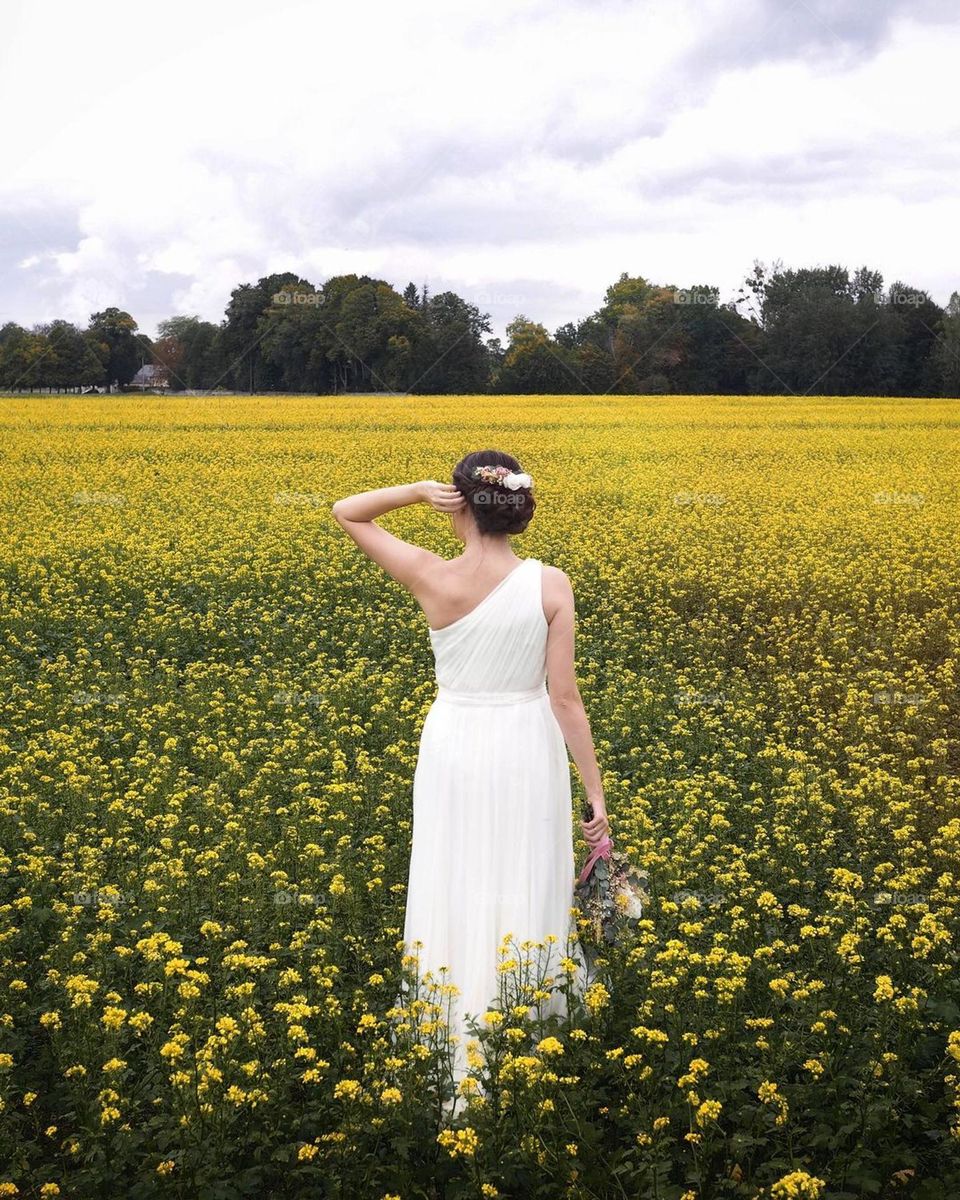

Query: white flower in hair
[[502, 471, 532, 490]]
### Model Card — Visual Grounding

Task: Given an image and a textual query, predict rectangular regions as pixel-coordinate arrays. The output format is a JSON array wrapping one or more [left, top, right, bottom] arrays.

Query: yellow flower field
[[0, 392, 958, 1198]]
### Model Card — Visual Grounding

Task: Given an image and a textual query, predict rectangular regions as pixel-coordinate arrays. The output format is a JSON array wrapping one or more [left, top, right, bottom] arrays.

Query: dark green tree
[[414, 292, 491, 393], [221, 273, 310, 392], [934, 291, 960, 397], [88, 308, 142, 386], [155, 315, 223, 390], [40, 320, 106, 387], [494, 317, 576, 394]]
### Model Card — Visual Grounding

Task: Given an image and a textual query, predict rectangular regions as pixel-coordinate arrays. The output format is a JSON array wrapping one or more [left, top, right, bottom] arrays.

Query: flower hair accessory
[[472, 464, 533, 491]]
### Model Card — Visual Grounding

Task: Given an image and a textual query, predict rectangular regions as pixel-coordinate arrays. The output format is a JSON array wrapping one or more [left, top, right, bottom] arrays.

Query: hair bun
[[452, 450, 536, 535]]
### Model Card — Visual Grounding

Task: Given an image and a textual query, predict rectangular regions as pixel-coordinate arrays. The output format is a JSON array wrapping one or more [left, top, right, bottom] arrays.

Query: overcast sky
[[2, 0, 958, 343]]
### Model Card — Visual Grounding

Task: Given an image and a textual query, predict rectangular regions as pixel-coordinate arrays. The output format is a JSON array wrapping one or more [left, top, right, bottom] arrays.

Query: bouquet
[[574, 800, 649, 962]]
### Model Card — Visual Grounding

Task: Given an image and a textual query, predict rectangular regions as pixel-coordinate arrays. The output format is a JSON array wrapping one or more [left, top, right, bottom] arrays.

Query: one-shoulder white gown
[[400, 557, 588, 1110]]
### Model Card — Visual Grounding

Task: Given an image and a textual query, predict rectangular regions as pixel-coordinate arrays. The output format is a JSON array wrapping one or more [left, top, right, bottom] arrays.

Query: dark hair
[[452, 449, 536, 535]]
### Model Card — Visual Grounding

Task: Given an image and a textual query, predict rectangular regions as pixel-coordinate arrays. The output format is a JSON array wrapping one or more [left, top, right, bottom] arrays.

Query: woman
[[332, 449, 609, 1109]]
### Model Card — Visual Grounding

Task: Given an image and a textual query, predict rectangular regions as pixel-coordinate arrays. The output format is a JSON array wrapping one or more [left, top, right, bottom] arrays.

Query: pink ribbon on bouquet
[[577, 833, 614, 887]]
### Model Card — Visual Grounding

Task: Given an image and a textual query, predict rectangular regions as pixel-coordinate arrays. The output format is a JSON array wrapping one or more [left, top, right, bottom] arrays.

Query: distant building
[[127, 364, 168, 390]]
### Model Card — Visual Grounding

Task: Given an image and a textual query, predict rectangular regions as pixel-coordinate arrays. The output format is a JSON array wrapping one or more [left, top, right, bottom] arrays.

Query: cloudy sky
[[2, 0, 958, 343]]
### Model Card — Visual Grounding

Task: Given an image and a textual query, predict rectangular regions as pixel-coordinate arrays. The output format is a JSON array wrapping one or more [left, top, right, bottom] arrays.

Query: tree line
[[2, 262, 958, 396]]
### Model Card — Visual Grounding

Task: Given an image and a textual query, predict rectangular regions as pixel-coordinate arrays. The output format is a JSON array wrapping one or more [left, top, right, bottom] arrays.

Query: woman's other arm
[[543, 569, 609, 846]]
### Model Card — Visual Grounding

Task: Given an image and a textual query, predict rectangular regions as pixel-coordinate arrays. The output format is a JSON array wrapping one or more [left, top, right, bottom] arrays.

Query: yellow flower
[[584, 982, 610, 1013], [101, 1006, 128, 1031], [437, 1126, 479, 1159], [695, 1099, 722, 1126], [873, 975, 895, 1002], [770, 1169, 826, 1198]]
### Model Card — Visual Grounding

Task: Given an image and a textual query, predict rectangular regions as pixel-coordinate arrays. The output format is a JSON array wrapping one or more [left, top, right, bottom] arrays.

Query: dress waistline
[[435, 682, 548, 706]]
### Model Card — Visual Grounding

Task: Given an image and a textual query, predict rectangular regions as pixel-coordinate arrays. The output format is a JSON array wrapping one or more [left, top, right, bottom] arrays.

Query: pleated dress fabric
[[400, 557, 588, 1110]]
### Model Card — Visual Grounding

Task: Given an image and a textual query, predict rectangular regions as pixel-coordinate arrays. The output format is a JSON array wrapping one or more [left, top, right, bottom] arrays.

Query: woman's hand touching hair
[[419, 480, 466, 513]]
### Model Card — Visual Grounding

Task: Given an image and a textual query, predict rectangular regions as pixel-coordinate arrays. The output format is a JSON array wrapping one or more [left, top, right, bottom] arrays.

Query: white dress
[[400, 557, 588, 1110]]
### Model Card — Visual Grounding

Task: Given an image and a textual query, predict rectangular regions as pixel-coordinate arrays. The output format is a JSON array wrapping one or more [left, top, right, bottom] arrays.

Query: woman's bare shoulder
[[539, 562, 574, 623], [540, 562, 573, 589]]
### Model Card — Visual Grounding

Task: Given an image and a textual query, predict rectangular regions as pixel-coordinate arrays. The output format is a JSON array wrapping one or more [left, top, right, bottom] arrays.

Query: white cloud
[[2, 0, 958, 342]]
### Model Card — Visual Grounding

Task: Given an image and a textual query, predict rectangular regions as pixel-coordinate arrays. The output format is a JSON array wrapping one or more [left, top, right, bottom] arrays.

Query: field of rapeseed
[[0, 392, 959, 1199]]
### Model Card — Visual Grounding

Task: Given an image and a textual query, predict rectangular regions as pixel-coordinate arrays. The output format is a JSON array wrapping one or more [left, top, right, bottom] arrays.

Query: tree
[[325, 278, 421, 391], [415, 292, 491, 393], [495, 317, 575, 394], [40, 320, 106, 387], [88, 308, 142, 386], [0, 323, 49, 388], [755, 265, 889, 395], [151, 334, 186, 390], [733, 258, 784, 329], [934, 291, 960, 398], [554, 322, 579, 350], [221, 273, 311, 392], [883, 282, 943, 397], [155, 315, 223, 389]]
